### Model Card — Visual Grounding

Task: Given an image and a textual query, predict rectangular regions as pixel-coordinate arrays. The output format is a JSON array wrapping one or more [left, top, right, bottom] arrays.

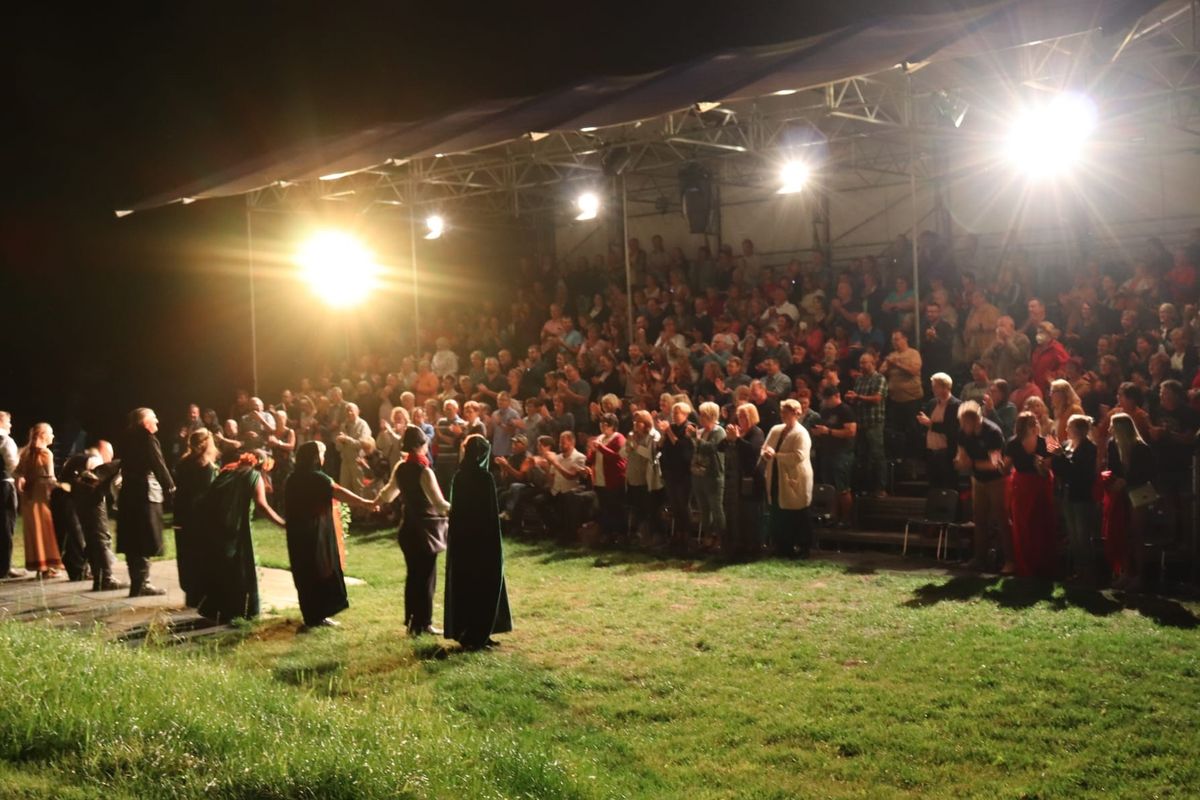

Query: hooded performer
[[285, 441, 376, 629], [444, 434, 512, 650]]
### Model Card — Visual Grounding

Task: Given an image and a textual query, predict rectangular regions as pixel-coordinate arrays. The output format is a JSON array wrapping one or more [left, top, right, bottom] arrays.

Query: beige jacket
[[760, 423, 813, 510]]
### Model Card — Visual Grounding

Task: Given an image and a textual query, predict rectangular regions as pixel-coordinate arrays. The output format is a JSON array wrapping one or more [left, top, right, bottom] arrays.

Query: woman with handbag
[[1102, 413, 1157, 591], [760, 399, 814, 559]]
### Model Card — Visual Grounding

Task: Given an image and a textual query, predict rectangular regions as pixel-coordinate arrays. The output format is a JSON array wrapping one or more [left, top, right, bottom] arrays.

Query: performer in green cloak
[[444, 434, 512, 650]]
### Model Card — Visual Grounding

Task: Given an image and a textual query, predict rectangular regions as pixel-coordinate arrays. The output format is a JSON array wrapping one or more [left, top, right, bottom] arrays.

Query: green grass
[[2, 520, 1199, 799]]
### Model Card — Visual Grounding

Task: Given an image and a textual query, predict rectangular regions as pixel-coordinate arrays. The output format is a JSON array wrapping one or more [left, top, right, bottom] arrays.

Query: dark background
[[0, 0, 978, 445]]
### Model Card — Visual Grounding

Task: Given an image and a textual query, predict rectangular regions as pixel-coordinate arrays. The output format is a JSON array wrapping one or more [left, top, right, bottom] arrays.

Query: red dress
[[1100, 471, 1130, 576], [1006, 438, 1058, 578]]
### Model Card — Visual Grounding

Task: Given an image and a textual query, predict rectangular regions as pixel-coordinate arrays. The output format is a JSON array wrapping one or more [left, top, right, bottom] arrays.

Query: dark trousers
[[595, 486, 626, 540], [402, 548, 438, 631], [769, 505, 812, 558], [83, 521, 117, 582], [926, 448, 956, 490], [0, 482, 15, 574], [127, 554, 152, 590], [663, 471, 693, 541], [886, 399, 922, 457], [628, 484, 665, 539]]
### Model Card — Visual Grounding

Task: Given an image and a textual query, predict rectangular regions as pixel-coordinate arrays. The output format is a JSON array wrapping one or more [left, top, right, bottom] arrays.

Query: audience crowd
[[5, 228, 1200, 595]]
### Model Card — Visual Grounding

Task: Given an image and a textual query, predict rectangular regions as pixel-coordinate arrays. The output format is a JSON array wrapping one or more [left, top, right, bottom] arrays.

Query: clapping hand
[[916, 411, 931, 428]]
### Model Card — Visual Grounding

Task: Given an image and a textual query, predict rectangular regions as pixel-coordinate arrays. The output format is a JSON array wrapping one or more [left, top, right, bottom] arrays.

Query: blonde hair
[[780, 398, 802, 414], [1109, 412, 1145, 469], [931, 372, 953, 390], [698, 402, 720, 424], [670, 401, 692, 419], [1049, 379, 1080, 410], [957, 400, 982, 422], [736, 402, 760, 426]]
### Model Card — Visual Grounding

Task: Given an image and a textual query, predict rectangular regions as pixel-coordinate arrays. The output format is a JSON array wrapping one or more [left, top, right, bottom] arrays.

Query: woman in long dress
[[1102, 413, 1157, 590], [284, 441, 376, 629], [15, 423, 63, 578], [194, 450, 285, 622], [1004, 411, 1058, 578], [760, 399, 814, 558], [173, 429, 219, 607], [444, 434, 512, 650]]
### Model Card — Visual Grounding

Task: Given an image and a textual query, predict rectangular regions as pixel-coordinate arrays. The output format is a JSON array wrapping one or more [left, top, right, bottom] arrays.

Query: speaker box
[[678, 163, 713, 234]]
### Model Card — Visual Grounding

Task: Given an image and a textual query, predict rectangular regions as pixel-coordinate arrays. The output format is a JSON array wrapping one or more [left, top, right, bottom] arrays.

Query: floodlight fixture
[[1005, 92, 1097, 178], [424, 214, 445, 240], [575, 191, 600, 221], [295, 229, 379, 308], [777, 160, 810, 194]]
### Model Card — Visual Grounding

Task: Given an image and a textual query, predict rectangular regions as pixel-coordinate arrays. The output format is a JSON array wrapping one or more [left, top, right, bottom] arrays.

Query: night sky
[[0, 1, 979, 443]]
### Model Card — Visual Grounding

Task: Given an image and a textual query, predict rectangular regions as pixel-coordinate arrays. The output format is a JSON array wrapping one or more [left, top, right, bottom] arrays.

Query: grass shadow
[[904, 574, 1200, 629]]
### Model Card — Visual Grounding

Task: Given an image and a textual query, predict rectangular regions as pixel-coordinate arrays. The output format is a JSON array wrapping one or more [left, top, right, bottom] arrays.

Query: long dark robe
[[444, 437, 512, 647], [195, 468, 261, 621], [173, 458, 218, 607], [284, 467, 349, 626]]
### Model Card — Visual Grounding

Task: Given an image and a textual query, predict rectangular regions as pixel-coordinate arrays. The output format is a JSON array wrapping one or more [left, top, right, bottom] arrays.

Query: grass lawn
[[0, 520, 1198, 799]]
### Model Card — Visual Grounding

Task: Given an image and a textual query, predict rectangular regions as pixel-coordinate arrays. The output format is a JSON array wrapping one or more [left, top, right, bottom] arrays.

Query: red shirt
[[1031, 340, 1068, 393]]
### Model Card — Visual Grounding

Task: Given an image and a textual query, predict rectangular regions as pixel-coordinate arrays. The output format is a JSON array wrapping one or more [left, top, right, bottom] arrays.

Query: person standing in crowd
[[118, 408, 175, 597], [1003, 412, 1057, 578], [848, 353, 888, 497], [812, 385, 857, 525], [444, 434, 513, 650], [1052, 414, 1100, 583], [490, 392, 521, 460], [657, 402, 696, 553], [15, 423, 63, 579], [984, 379, 1017, 440], [380, 426, 450, 636], [539, 430, 588, 544], [285, 441, 377, 629], [194, 451, 287, 621], [760, 399, 814, 558], [955, 402, 1013, 574], [882, 329, 923, 456], [335, 403, 373, 497], [1102, 413, 1157, 591], [1048, 379, 1084, 443], [916, 373, 960, 490], [267, 408, 296, 510], [723, 403, 765, 560], [63, 441, 125, 591], [0, 412, 22, 578], [585, 414, 626, 546], [622, 410, 665, 546], [174, 429, 219, 608], [435, 399, 467, 493], [690, 402, 727, 543]]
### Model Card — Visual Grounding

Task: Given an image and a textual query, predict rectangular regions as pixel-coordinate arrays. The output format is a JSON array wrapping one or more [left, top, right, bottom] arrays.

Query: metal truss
[[245, 0, 1200, 229]]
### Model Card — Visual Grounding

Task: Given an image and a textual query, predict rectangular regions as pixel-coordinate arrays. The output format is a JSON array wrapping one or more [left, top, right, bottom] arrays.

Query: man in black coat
[[117, 408, 175, 597]]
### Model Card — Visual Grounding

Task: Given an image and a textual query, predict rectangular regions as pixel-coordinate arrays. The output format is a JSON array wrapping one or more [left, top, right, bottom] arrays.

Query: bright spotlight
[[424, 214, 445, 240], [295, 229, 379, 308], [575, 192, 600, 221], [777, 161, 810, 195], [1005, 92, 1097, 178]]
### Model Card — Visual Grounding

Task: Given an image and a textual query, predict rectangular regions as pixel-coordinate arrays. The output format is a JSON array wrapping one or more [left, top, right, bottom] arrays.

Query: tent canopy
[[118, 0, 1168, 216]]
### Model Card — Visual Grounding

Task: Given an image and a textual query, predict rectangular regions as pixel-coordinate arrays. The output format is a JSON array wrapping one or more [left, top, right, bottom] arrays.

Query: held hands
[[812, 425, 829, 437], [916, 411, 931, 428], [761, 445, 776, 461], [844, 390, 858, 402]]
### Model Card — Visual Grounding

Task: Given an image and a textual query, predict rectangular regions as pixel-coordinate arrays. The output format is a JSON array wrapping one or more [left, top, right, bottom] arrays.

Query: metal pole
[[245, 201, 259, 395], [410, 210, 420, 351], [621, 174, 634, 347], [907, 74, 922, 350]]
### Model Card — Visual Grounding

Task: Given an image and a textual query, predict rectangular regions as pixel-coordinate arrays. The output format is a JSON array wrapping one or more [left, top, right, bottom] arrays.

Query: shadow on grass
[[904, 575, 1199, 629], [510, 541, 741, 574]]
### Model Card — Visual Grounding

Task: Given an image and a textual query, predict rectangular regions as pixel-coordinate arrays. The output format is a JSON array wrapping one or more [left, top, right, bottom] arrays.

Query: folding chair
[[903, 488, 960, 558]]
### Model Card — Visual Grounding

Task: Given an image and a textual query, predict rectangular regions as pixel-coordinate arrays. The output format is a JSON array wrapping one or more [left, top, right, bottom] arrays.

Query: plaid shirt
[[852, 372, 888, 428]]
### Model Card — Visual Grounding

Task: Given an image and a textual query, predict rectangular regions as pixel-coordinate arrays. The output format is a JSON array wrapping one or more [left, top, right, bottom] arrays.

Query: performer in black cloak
[[285, 441, 376, 629], [117, 408, 175, 597], [173, 429, 219, 607], [444, 434, 512, 650], [194, 450, 285, 622], [377, 425, 449, 636]]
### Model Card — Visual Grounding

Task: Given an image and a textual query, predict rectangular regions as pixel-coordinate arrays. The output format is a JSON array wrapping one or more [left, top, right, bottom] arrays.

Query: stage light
[[1005, 92, 1097, 178], [295, 230, 379, 308], [424, 214, 445, 240], [777, 161, 810, 194], [575, 191, 600, 221]]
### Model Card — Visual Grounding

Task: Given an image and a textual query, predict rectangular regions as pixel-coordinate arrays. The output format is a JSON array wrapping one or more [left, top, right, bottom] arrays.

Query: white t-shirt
[[550, 450, 587, 495]]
